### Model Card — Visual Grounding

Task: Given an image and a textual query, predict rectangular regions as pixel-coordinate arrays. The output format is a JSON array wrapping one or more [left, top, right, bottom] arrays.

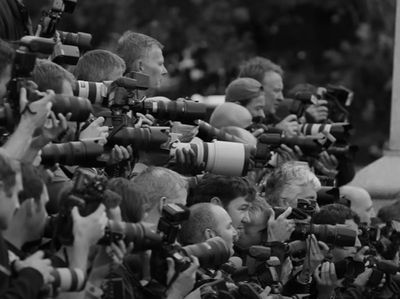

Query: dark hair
[[32, 59, 75, 93], [312, 204, 360, 225], [239, 56, 283, 83], [74, 49, 126, 82], [116, 31, 163, 73], [18, 164, 45, 204], [0, 39, 14, 75], [189, 174, 256, 208], [107, 177, 143, 223], [0, 153, 17, 197]]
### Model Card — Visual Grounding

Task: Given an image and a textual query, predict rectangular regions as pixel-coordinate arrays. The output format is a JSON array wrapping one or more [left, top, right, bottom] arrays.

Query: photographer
[[239, 56, 328, 133], [0, 154, 54, 299], [116, 31, 168, 96], [189, 174, 256, 234], [0, 39, 54, 161], [265, 161, 321, 210], [74, 49, 126, 117], [311, 204, 370, 299], [224, 77, 266, 121], [179, 203, 238, 256]]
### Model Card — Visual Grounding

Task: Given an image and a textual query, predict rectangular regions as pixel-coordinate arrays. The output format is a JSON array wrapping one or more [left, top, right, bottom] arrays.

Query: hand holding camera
[[71, 203, 108, 248], [166, 255, 199, 299], [267, 207, 296, 243], [14, 250, 54, 285], [275, 114, 299, 137], [298, 234, 328, 284], [19, 87, 53, 132], [304, 99, 329, 123], [79, 116, 109, 145]]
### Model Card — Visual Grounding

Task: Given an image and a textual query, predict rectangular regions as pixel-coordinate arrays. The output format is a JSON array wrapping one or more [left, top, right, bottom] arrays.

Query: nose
[[257, 110, 265, 119], [276, 92, 284, 102], [355, 236, 361, 247], [161, 65, 168, 75], [242, 211, 251, 224]]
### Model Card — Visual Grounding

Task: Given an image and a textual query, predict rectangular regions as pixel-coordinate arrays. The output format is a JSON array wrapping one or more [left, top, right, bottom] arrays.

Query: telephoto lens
[[101, 221, 162, 251], [51, 268, 86, 292], [130, 99, 207, 124], [195, 120, 245, 143], [41, 140, 104, 167], [183, 236, 231, 269], [73, 80, 109, 104], [107, 126, 171, 150], [300, 123, 352, 140], [292, 223, 357, 247], [170, 138, 253, 176], [51, 95, 92, 122], [58, 31, 92, 50]]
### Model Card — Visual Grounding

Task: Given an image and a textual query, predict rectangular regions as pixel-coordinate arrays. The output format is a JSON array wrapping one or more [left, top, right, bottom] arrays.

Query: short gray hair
[[265, 161, 321, 207], [116, 31, 163, 73], [179, 203, 220, 245]]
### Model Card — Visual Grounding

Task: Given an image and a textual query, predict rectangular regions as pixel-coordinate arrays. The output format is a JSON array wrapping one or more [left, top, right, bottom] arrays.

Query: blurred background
[[27, 0, 395, 167]]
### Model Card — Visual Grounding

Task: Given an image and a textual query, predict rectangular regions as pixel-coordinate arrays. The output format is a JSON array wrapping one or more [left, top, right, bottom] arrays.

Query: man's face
[[236, 210, 267, 250], [140, 46, 168, 89], [244, 93, 266, 119], [280, 183, 318, 210], [261, 71, 284, 114], [0, 65, 12, 100], [27, 185, 49, 241], [213, 206, 238, 255], [225, 196, 251, 235], [330, 219, 361, 263], [0, 172, 22, 229]]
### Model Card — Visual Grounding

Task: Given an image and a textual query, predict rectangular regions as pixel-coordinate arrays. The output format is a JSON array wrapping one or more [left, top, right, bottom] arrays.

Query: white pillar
[[389, 0, 400, 152]]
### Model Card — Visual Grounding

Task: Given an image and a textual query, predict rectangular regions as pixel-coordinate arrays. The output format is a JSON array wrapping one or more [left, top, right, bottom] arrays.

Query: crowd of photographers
[[0, 1, 400, 299]]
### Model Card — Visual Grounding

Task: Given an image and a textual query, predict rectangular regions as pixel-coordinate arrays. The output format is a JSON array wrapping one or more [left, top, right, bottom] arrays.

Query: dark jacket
[[0, 233, 44, 299], [0, 0, 33, 41]]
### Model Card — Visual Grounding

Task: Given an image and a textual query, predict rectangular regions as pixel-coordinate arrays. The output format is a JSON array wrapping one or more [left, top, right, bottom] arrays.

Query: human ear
[[158, 196, 167, 214], [204, 228, 216, 240], [210, 197, 222, 206]]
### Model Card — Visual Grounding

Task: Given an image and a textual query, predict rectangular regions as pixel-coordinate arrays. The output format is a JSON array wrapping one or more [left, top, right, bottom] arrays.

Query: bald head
[[179, 203, 236, 248], [220, 126, 257, 147], [210, 102, 252, 129], [340, 186, 375, 225]]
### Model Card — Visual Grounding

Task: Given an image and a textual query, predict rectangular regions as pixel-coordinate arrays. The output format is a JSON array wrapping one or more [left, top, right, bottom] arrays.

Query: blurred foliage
[[27, 0, 396, 165]]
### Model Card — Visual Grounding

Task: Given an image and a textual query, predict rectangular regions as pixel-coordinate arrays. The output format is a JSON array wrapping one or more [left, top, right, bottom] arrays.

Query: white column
[[389, 0, 400, 152]]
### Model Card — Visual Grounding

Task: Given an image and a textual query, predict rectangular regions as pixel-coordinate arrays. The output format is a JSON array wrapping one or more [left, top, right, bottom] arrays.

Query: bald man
[[340, 185, 375, 225], [179, 203, 238, 256], [210, 102, 253, 129]]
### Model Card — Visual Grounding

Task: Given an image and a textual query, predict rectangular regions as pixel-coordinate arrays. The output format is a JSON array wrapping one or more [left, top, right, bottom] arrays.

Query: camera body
[[46, 170, 120, 246]]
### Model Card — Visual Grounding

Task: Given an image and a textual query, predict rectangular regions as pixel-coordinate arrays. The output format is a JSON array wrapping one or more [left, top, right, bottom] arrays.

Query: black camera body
[[3, 36, 55, 130], [150, 204, 231, 288], [39, 0, 77, 38], [45, 170, 121, 246]]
